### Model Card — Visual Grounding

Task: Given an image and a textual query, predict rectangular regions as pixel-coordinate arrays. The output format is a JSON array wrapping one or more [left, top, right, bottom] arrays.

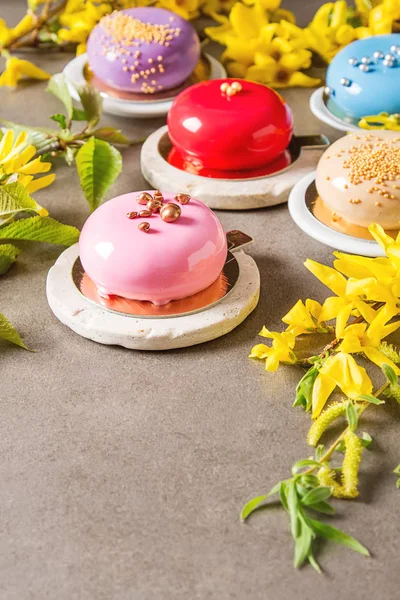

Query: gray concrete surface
[[1, 1, 400, 598]]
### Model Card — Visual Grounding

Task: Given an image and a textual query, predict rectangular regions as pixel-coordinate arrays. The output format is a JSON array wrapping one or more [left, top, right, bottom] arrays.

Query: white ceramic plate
[[63, 53, 226, 118], [288, 171, 385, 257], [310, 87, 360, 133], [46, 244, 260, 350]]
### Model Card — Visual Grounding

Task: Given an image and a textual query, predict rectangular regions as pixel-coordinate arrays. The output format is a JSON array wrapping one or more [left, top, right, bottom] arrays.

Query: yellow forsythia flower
[[0, 57, 50, 87], [250, 327, 296, 371], [306, 0, 396, 63], [0, 130, 54, 196], [359, 112, 400, 131], [312, 352, 372, 418], [282, 298, 326, 336], [338, 303, 400, 374], [0, 14, 35, 47], [205, 0, 320, 89]]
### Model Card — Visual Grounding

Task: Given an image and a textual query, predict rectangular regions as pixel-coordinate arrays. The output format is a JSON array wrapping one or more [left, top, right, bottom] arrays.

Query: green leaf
[[240, 482, 281, 521], [300, 474, 320, 488], [315, 444, 325, 461], [93, 127, 131, 145], [292, 459, 321, 475], [302, 486, 331, 506], [335, 440, 346, 453], [76, 137, 122, 211], [0, 216, 80, 246], [46, 73, 73, 120], [50, 113, 67, 129], [357, 394, 385, 406], [396, 479, 400, 489], [307, 550, 322, 574], [361, 432, 373, 448], [306, 501, 335, 515], [382, 363, 398, 386], [309, 519, 370, 557], [1, 119, 55, 152], [76, 84, 102, 129], [0, 243, 20, 275], [0, 312, 29, 350], [294, 518, 313, 569], [71, 107, 88, 122], [393, 464, 400, 476], [346, 402, 358, 431], [0, 181, 47, 225], [279, 482, 289, 512], [240, 496, 268, 521], [294, 365, 319, 411], [287, 481, 299, 538]]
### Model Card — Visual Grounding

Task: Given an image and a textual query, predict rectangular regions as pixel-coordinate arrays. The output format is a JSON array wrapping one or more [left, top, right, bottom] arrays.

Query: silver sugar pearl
[[359, 63, 370, 72], [324, 85, 332, 97], [383, 58, 395, 67], [373, 50, 384, 60], [340, 77, 351, 87], [348, 57, 358, 66], [384, 53, 395, 61], [390, 44, 400, 53], [361, 56, 371, 64]]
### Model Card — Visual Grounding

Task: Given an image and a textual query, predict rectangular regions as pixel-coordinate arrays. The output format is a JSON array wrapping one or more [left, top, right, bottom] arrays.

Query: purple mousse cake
[[86, 7, 201, 94]]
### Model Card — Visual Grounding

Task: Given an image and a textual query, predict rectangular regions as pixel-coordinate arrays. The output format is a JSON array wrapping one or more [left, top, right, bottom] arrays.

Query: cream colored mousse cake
[[315, 130, 400, 236]]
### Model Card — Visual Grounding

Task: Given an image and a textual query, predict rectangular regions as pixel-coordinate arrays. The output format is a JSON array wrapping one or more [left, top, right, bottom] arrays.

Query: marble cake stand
[[46, 244, 260, 350], [140, 126, 330, 210]]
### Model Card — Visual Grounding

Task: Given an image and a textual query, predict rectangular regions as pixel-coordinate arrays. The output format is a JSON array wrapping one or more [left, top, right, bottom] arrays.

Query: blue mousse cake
[[325, 34, 400, 123]]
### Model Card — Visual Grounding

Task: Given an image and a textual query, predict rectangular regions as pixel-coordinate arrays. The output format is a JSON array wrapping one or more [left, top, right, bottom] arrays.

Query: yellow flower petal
[[335, 24, 357, 45], [335, 303, 353, 338], [363, 347, 400, 374], [330, 0, 347, 28], [25, 173, 55, 194], [305, 259, 347, 296], [319, 296, 348, 322], [312, 372, 337, 418], [0, 130, 14, 162], [16, 157, 52, 175], [319, 352, 373, 400], [284, 71, 321, 88], [0, 57, 50, 88], [230, 2, 268, 40], [282, 299, 316, 332], [279, 49, 312, 71]]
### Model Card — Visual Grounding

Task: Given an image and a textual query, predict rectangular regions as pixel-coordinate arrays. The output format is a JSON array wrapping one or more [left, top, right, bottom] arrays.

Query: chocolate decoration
[[138, 222, 150, 232], [137, 192, 153, 205], [139, 209, 152, 217], [147, 198, 163, 213], [174, 193, 191, 205], [126, 211, 138, 219], [160, 203, 181, 223]]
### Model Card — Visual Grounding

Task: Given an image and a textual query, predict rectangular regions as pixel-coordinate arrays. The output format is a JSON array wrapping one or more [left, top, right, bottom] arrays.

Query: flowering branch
[[245, 223, 400, 571]]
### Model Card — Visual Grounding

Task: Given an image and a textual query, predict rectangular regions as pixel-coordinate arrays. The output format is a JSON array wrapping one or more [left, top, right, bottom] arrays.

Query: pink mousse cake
[[86, 7, 201, 94], [79, 191, 228, 305]]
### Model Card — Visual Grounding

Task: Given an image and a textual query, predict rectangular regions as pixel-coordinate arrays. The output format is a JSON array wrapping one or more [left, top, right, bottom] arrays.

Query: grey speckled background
[[1, 1, 400, 598]]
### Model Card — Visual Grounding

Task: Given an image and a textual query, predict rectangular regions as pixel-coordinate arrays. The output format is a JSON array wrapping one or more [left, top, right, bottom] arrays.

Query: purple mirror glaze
[[87, 7, 201, 94]]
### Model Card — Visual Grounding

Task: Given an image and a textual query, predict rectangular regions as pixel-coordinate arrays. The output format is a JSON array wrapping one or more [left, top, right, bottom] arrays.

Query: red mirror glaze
[[167, 79, 293, 171], [167, 144, 292, 179]]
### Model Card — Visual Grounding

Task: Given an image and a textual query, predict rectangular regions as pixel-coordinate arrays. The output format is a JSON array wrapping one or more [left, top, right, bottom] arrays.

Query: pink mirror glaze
[[167, 79, 293, 171], [79, 192, 228, 305]]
